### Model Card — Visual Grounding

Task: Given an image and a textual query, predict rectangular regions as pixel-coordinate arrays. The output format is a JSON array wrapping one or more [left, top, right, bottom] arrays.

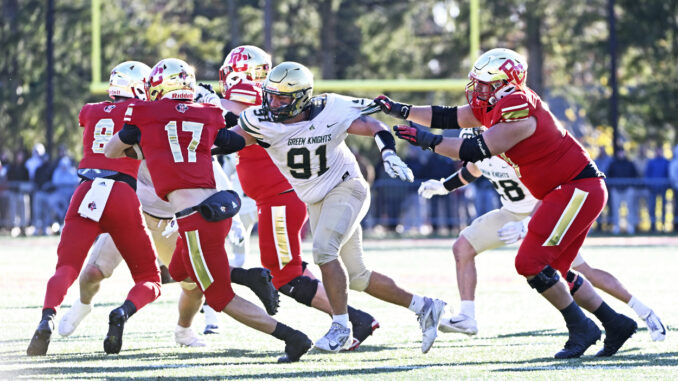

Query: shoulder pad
[[496, 92, 530, 123], [308, 94, 328, 119], [225, 83, 262, 105]]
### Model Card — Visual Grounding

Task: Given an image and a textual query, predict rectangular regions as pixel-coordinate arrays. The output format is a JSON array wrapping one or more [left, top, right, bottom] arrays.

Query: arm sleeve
[[118, 124, 141, 145], [212, 128, 246, 155], [430, 105, 460, 129]]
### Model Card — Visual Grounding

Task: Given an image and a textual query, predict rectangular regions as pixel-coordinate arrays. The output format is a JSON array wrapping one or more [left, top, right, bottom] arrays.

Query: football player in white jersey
[[419, 127, 666, 341], [57, 156, 280, 347], [213, 61, 447, 354]]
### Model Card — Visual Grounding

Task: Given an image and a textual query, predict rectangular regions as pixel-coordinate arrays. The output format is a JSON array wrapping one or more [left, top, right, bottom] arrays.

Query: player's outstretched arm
[[104, 124, 141, 159], [418, 162, 481, 199], [374, 95, 482, 129], [212, 125, 255, 156], [347, 115, 414, 182]]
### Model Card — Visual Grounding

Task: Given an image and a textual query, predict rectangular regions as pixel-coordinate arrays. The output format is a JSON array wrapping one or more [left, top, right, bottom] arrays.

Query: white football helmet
[[261, 62, 313, 122], [108, 61, 151, 100], [465, 48, 527, 109], [219, 45, 271, 95], [146, 58, 196, 101]]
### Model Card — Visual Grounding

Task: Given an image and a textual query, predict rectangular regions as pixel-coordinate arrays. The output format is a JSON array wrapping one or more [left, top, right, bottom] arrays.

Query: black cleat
[[246, 268, 280, 316], [595, 314, 637, 357], [346, 309, 380, 351], [277, 331, 312, 363], [27, 319, 54, 356], [103, 307, 128, 354], [554, 318, 601, 359], [203, 324, 219, 335]]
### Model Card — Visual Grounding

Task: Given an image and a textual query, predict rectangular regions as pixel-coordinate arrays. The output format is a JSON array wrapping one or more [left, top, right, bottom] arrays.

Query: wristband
[[374, 130, 396, 153]]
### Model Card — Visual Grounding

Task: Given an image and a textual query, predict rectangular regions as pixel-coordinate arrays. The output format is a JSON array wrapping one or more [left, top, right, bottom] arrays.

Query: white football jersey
[[475, 156, 538, 214], [239, 93, 376, 204], [136, 161, 173, 219]]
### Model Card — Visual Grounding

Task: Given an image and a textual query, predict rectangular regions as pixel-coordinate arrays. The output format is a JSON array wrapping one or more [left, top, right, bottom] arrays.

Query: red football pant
[[169, 213, 235, 311], [515, 178, 607, 276], [44, 180, 161, 311], [256, 191, 308, 289]]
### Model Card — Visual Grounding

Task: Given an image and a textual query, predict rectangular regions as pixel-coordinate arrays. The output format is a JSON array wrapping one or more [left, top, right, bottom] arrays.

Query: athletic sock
[[593, 301, 618, 327], [408, 295, 426, 314], [121, 300, 137, 319], [460, 300, 475, 319], [332, 313, 349, 329], [628, 296, 651, 319], [203, 305, 219, 326], [560, 301, 587, 326], [230, 267, 248, 285], [41, 308, 56, 322], [271, 322, 295, 341]]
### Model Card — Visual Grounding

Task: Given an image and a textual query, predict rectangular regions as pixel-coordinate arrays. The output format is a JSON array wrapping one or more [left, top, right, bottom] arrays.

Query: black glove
[[224, 111, 239, 128], [374, 95, 412, 119], [393, 124, 443, 151], [198, 82, 216, 94]]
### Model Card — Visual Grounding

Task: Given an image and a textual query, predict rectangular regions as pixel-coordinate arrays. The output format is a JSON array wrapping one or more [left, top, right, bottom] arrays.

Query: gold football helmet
[[219, 45, 271, 95], [146, 58, 196, 101], [465, 48, 527, 109], [108, 61, 151, 100], [261, 61, 313, 122]]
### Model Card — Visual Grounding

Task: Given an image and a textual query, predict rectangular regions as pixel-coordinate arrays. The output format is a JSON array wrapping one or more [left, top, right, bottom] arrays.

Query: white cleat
[[644, 310, 667, 342], [58, 300, 92, 337], [418, 298, 447, 353], [439, 313, 478, 336], [314, 322, 352, 352], [175, 326, 206, 347]]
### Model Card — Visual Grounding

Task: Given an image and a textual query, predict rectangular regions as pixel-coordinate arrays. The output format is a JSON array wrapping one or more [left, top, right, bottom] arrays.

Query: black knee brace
[[566, 270, 584, 296], [279, 275, 319, 306], [527, 265, 560, 293]]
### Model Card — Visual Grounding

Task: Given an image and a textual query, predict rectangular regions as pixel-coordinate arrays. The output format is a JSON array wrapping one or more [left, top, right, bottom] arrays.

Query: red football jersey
[[472, 89, 592, 199], [225, 82, 293, 200], [78, 99, 141, 178], [124, 99, 225, 200]]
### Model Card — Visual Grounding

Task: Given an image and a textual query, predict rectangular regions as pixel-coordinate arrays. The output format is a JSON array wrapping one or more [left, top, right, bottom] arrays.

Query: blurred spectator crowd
[[1, 141, 677, 238], [0, 144, 79, 237]]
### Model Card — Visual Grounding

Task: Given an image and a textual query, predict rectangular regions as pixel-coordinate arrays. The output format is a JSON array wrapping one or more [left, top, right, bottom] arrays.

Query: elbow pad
[[459, 135, 492, 163], [119, 123, 141, 145], [212, 128, 246, 155], [431, 105, 460, 130]]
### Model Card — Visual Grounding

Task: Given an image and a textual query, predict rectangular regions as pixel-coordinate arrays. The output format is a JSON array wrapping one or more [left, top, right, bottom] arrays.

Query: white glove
[[418, 178, 449, 199], [194, 84, 221, 106], [497, 217, 530, 244], [228, 216, 246, 246], [382, 151, 414, 182], [162, 217, 179, 238]]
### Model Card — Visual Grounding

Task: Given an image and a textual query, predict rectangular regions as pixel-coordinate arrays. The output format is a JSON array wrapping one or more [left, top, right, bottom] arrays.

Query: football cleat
[[203, 305, 220, 334], [246, 268, 280, 316], [439, 313, 478, 336], [204, 324, 220, 335], [554, 318, 601, 359], [314, 322, 352, 352], [595, 314, 637, 357], [278, 330, 313, 363], [644, 310, 667, 342], [417, 298, 447, 354], [103, 307, 128, 354], [346, 309, 380, 351], [58, 300, 92, 337], [27, 319, 54, 356], [175, 326, 206, 347]]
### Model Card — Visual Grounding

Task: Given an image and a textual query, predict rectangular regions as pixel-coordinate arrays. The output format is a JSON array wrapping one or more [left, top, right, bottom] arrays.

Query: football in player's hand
[[124, 144, 143, 159]]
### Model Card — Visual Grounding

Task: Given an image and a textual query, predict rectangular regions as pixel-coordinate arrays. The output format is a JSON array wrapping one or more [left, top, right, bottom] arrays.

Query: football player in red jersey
[[377, 48, 637, 359], [104, 58, 311, 363], [27, 61, 162, 356], [207, 45, 378, 350]]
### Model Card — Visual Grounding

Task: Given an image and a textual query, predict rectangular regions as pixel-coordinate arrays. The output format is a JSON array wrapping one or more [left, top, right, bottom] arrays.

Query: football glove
[[194, 83, 221, 106], [382, 151, 414, 182], [162, 217, 179, 238], [497, 217, 531, 244], [393, 124, 443, 151], [228, 216, 246, 246], [418, 179, 449, 199], [374, 95, 412, 119]]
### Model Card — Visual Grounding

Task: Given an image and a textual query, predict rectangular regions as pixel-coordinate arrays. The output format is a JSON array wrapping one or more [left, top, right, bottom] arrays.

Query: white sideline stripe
[[501, 103, 528, 112]]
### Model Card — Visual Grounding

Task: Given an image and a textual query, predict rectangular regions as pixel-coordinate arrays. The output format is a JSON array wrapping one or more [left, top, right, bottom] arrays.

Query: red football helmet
[[465, 48, 527, 110], [219, 45, 271, 96]]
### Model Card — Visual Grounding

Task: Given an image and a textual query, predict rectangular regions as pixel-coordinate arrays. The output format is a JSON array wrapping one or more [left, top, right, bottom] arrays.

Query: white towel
[[77, 178, 115, 222]]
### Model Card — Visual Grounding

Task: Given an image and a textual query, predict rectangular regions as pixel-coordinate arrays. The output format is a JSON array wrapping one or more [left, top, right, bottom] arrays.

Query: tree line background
[[1, 0, 676, 160]]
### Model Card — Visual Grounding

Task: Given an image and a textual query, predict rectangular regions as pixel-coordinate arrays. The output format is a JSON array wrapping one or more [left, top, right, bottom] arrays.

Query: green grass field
[[0, 236, 676, 380]]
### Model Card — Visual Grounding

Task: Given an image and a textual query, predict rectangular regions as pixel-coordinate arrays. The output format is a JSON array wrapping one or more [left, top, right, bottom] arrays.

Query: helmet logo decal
[[149, 65, 164, 88], [498, 59, 525, 85], [227, 47, 249, 73]]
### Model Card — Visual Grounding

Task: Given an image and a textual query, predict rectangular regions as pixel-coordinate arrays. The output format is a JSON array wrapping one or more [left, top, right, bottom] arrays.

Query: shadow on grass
[[493, 350, 678, 372]]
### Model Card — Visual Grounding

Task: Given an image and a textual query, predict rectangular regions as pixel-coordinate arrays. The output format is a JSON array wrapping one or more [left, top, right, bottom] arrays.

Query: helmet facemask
[[262, 86, 311, 122], [260, 62, 313, 122], [466, 48, 527, 110]]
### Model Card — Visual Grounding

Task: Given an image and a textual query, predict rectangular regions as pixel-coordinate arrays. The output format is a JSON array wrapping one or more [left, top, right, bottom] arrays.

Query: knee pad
[[526, 265, 560, 293], [566, 270, 584, 296], [348, 269, 372, 292], [279, 276, 319, 306]]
